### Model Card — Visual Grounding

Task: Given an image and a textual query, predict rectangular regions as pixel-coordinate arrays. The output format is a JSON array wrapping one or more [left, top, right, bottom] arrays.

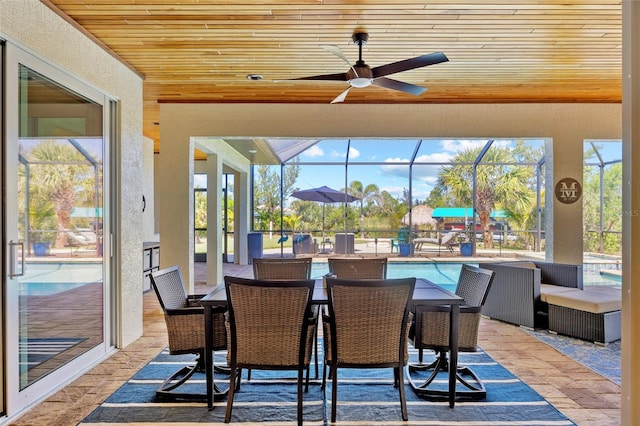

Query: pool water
[[19, 262, 103, 296], [311, 262, 463, 293], [311, 261, 620, 291], [20, 282, 91, 296]]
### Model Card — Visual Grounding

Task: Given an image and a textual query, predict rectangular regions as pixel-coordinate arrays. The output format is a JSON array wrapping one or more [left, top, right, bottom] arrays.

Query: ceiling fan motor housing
[[352, 32, 369, 45], [347, 66, 373, 88]]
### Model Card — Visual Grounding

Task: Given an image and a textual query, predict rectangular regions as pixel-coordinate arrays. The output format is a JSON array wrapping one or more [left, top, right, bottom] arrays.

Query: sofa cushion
[[506, 261, 538, 269], [545, 289, 621, 314], [540, 284, 578, 302]]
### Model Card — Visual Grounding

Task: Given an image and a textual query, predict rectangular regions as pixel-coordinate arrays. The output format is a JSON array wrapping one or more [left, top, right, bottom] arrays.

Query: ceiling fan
[[292, 32, 448, 104]]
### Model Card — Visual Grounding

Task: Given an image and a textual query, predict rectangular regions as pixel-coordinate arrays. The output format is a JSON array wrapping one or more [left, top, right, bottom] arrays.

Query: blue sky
[[195, 138, 621, 202], [291, 138, 533, 201], [288, 138, 621, 201]]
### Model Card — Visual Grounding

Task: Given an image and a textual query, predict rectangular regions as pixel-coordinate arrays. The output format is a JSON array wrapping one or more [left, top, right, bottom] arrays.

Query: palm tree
[[347, 180, 382, 236], [436, 146, 534, 248], [27, 140, 95, 248]]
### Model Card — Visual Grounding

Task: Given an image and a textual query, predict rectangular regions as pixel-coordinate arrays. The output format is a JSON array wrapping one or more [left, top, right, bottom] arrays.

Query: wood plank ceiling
[[43, 0, 622, 154]]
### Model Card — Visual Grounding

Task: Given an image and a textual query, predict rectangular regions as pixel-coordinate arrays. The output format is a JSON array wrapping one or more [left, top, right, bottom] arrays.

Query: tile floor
[[9, 262, 621, 426]]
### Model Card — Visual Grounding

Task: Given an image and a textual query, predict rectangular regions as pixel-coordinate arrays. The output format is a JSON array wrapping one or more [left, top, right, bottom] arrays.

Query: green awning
[[70, 207, 103, 218], [431, 207, 506, 219]]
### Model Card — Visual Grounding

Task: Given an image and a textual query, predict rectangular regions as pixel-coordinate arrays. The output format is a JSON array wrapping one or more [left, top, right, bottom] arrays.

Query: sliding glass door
[[4, 42, 111, 415]]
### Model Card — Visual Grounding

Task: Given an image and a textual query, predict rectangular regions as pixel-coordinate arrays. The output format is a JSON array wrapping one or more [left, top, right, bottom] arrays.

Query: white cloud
[[440, 139, 488, 153], [440, 139, 513, 153], [348, 146, 360, 159], [380, 185, 405, 198], [302, 145, 324, 158], [414, 152, 453, 163], [330, 149, 346, 158]]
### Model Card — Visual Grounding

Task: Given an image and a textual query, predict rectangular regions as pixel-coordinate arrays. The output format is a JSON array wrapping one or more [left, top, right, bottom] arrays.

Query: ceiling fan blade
[[321, 45, 352, 67], [331, 87, 351, 104], [291, 72, 348, 82], [373, 77, 427, 96], [372, 52, 448, 78], [321, 44, 359, 78]]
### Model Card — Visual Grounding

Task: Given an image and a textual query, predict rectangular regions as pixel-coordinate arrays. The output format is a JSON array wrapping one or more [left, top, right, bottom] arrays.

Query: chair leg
[[331, 367, 338, 423], [313, 319, 319, 379], [156, 355, 228, 402], [397, 366, 408, 421], [407, 351, 487, 400], [297, 367, 304, 426], [321, 362, 328, 390], [225, 364, 238, 423], [235, 368, 242, 391]]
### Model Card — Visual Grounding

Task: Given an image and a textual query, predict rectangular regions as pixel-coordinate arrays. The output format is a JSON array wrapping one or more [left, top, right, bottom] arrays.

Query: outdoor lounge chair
[[323, 277, 416, 422], [65, 229, 98, 253], [407, 264, 495, 400], [414, 231, 459, 252], [223, 277, 316, 425], [150, 266, 228, 401]]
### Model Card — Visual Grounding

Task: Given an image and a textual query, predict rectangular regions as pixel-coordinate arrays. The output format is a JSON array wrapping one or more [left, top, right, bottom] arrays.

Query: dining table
[[199, 277, 464, 410]]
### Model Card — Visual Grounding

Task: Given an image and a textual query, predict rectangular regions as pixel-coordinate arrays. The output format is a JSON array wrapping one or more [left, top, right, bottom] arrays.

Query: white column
[[158, 117, 195, 292], [206, 154, 223, 285], [235, 169, 250, 265], [545, 134, 585, 265]]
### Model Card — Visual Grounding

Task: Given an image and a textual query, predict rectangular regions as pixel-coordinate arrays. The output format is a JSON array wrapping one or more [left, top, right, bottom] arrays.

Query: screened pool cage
[[249, 139, 548, 256], [248, 138, 621, 257], [19, 137, 103, 256]]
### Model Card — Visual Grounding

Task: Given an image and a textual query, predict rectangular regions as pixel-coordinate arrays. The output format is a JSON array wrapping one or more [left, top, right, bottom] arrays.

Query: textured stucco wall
[[1, 0, 145, 347]]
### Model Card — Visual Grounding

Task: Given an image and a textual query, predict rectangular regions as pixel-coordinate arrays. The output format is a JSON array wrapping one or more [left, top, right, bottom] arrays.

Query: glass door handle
[[9, 240, 25, 278]]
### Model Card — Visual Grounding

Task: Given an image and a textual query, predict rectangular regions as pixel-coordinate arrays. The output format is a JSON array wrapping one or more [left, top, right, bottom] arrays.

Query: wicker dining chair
[[252, 256, 313, 280], [407, 264, 495, 400], [223, 276, 316, 425], [251, 256, 317, 379], [150, 266, 228, 401], [327, 256, 388, 279], [323, 277, 416, 422]]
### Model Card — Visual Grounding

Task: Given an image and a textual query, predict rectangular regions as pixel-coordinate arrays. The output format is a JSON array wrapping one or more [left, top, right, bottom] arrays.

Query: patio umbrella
[[291, 186, 359, 239]]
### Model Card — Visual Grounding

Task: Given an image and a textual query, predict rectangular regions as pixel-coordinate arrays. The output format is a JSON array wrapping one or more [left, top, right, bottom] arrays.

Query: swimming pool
[[310, 261, 620, 290], [311, 262, 463, 292], [20, 262, 103, 296], [20, 282, 92, 296]]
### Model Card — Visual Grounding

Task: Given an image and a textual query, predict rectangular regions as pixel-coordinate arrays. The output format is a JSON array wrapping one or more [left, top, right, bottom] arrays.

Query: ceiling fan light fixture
[[350, 77, 372, 88]]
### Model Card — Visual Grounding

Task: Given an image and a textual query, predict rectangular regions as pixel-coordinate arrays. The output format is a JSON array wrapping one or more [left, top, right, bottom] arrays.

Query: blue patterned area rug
[[525, 329, 621, 385], [79, 342, 574, 425]]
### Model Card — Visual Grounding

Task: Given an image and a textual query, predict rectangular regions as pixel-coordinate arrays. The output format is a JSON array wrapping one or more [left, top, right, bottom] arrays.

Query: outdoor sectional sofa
[[478, 260, 621, 344], [477, 261, 583, 329]]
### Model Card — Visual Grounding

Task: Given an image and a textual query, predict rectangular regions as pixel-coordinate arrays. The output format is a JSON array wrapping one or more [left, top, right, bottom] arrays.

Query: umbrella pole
[[322, 203, 325, 240]]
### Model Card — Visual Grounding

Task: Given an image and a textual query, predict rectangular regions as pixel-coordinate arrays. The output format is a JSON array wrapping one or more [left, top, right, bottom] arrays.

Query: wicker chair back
[[252, 257, 312, 280], [328, 257, 388, 279], [223, 276, 316, 424], [455, 264, 495, 308]]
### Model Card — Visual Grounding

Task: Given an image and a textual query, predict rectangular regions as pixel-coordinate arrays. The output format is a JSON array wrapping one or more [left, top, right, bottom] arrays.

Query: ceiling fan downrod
[[352, 32, 369, 67]]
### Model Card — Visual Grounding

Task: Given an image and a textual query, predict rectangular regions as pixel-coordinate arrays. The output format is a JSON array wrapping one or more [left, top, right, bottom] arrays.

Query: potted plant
[[28, 202, 57, 256]]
